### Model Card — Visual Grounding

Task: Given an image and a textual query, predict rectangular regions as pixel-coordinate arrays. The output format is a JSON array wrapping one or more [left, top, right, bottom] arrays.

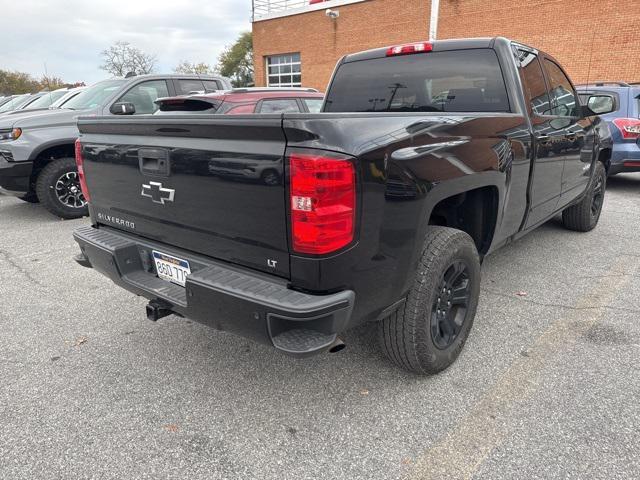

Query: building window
[[266, 53, 302, 87]]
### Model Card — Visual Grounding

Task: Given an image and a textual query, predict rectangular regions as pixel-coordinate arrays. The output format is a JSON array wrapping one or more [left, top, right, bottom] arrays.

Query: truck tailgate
[[78, 116, 290, 278]]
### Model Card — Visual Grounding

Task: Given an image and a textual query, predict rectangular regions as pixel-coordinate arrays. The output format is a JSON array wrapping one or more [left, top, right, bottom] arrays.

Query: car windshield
[[63, 80, 126, 110], [51, 90, 82, 108], [22, 90, 68, 110], [0, 95, 32, 113]]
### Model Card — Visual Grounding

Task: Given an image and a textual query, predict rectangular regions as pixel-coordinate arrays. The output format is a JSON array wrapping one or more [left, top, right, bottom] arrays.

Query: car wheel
[[36, 157, 88, 219], [18, 192, 39, 203], [562, 161, 606, 232], [378, 227, 481, 375]]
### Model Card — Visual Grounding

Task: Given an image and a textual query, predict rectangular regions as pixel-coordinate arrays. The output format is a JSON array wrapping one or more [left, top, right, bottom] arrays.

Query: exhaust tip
[[328, 338, 346, 353]]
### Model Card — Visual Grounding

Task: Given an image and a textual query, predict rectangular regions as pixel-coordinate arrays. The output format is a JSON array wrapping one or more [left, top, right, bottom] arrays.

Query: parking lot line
[[409, 256, 637, 480]]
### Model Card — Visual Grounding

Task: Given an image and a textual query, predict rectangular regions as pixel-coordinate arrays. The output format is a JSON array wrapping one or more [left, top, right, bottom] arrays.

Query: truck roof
[[342, 37, 535, 64]]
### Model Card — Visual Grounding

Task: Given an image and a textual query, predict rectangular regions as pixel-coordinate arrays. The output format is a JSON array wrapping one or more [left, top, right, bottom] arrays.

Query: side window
[[303, 98, 324, 113], [543, 60, 579, 117], [202, 80, 222, 92], [226, 104, 256, 115], [118, 80, 169, 115], [176, 79, 205, 95], [515, 49, 551, 116], [258, 99, 301, 113]]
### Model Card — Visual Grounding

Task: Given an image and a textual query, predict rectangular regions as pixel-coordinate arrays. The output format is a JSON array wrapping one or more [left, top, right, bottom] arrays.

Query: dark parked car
[[73, 37, 612, 374], [577, 82, 640, 175]]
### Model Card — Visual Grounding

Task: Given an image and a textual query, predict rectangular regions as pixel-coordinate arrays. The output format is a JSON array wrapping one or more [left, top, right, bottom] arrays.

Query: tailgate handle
[[139, 148, 170, 176]]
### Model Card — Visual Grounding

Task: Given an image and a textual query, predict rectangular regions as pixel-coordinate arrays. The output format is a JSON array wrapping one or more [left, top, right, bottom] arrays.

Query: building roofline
[[253, 0, 368, 22]]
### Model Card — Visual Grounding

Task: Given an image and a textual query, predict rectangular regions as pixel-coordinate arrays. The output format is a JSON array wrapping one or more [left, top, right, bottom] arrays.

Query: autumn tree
[[39, 75, 67, 91], [0, 70, 80, 95], [100, 41, 157, 77], [0, 70, 40, 95]]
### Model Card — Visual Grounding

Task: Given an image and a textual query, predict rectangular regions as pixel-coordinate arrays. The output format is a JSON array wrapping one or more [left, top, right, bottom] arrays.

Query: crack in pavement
[[481, 288, 612, 311], [482, 288, 640, 317], [0, 248, 48, 289]]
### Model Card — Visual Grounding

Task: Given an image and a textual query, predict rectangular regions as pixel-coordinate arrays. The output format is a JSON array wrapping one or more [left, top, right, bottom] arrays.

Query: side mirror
[[110, 102, 136, 115], [584, 95, 615, 115]]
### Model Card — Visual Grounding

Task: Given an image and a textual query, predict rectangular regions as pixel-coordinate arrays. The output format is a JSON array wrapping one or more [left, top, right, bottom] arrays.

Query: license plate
[[152, 250, 191, 287]]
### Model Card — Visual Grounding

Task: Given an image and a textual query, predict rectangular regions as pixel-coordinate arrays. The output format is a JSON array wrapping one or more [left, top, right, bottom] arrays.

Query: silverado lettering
[[97, 212, 136, 230]]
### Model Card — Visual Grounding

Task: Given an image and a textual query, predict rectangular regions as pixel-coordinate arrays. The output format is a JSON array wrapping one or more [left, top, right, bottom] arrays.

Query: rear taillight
[[613, 118, 640, 139], [386, 42, 433, 57], [289, 152, 356, 255], [74, 138, 91, 203]]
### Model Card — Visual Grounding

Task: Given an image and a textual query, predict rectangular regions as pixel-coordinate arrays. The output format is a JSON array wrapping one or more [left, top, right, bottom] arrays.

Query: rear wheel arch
[[426, 185, 500, 256], [29, 143, 76, 189]]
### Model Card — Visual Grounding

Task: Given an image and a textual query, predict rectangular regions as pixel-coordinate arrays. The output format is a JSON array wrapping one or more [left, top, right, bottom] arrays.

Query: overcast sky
[[0, 0, 251, 84]]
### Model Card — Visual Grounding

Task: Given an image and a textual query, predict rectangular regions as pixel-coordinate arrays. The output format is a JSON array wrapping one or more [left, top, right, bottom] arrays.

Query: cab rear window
[[324, 49, 510, 113]]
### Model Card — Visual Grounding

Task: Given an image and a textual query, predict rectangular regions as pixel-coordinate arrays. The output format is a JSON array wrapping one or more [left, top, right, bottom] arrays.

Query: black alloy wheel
[[431, 260, 472, 350], [591, 174, 604, 218], [55, 171, 87, 209], [36, 157, 90, 219]]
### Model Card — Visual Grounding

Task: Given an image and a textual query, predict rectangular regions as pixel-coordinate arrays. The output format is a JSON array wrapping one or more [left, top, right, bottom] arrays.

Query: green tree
[[174, 61, 215, 75], [217, 32, 254, 87], [100, 41, 157, 77]]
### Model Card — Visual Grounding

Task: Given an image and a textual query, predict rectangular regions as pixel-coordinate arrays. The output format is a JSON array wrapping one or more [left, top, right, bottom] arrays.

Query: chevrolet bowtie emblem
[[141, 181, 175, 205]]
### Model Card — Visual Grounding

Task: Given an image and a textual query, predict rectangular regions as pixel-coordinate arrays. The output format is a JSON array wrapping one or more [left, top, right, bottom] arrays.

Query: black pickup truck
[[73, 38, 612, 374]]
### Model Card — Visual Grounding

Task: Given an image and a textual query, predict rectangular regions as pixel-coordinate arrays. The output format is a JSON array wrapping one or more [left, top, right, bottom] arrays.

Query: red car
[[156, 88, 324, 115]]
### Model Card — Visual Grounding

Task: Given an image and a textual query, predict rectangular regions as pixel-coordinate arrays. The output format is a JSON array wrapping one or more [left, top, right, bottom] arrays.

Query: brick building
[[252, 0, 640, 92]]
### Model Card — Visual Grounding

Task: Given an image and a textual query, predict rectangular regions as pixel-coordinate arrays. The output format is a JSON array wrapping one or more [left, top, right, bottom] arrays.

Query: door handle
[[138, 148, 170, 176]]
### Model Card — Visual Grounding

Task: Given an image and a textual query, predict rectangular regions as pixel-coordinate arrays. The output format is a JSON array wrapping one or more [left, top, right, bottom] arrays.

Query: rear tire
[[36, 157, 88, 219], [378, 227, 481, 375], [562, 162, 606, 232]]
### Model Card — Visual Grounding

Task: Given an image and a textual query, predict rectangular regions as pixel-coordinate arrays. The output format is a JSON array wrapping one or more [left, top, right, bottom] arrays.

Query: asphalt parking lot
[[1, 174, 639, 480]]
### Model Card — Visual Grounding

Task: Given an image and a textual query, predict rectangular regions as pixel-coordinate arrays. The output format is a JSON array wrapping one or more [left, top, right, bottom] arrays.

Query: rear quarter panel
[[283, 112, 531, 324]]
